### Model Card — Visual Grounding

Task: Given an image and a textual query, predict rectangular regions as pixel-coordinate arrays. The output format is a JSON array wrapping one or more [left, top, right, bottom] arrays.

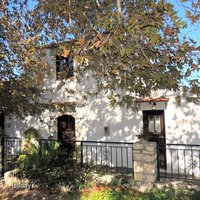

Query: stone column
[[133, 141, 157, 184]]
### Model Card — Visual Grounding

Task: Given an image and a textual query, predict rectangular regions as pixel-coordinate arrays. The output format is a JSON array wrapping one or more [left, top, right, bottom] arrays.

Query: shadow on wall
[[4, 51, 200, 146], [162, 92, 200, 145], [76, 95, 142, 143], [4, 112, 51, 138], [149, 89, 200, 145]]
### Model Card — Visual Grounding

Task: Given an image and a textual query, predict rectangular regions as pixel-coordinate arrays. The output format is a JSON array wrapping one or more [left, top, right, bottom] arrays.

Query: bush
[[23, 127, 40, 141], [79, 187, 200, 200], [17, 140, 93, 192], [135, 188, 200, 200]]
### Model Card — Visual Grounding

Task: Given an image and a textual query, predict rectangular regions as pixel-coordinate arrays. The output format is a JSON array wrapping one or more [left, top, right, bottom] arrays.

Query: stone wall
[[133, 141, 157, 184]]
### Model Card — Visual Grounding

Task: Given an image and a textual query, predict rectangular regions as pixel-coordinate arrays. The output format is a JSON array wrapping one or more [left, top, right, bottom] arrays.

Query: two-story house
[[1, 47, 200, 177], [2, 47, 200, 145]]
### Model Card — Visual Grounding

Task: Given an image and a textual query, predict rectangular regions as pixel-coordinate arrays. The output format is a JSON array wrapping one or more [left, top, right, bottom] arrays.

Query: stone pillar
[[133, 141, 157, 184]]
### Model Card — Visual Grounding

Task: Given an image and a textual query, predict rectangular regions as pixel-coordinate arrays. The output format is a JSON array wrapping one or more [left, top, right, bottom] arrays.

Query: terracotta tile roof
[[135, 97, 169, 102]]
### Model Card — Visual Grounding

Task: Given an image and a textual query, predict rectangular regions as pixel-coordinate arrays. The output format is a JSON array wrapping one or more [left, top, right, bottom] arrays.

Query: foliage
[[136, 188, 200, 200], [66, 187, 200, 200], [1, 0, 200, 111], [17, 140, 59, 174], [0, 1, 49, 116], [136, 130, 151, 141], [17, 140, 93, 192], [23, 127, 41, 141], [108, 174, 133, 187], [29, 0, 200, 106], [81, 189, 132, 200]]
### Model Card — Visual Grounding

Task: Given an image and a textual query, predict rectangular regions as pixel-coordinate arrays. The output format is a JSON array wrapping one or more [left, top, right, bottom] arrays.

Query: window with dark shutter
[[56, 55, 74, 79]]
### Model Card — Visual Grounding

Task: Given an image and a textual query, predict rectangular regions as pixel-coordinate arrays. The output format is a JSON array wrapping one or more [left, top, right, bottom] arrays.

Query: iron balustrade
[[1, 137, 134, 175], [3, 137, 200, 182], [2, 137, 22, 173], [79, 140, 133, 174], [157, 143, 200, 181]]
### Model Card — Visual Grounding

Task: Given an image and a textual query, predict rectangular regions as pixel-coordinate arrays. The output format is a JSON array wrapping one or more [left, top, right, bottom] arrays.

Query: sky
[[168, 0, 200, 45], [9, 0, 200, 81], [168, 0, 200, 82], [26, 0, 200, 45]]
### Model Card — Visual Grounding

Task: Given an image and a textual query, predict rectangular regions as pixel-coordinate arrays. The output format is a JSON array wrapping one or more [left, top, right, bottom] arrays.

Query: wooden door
[[57, 115, 75, 150], [57, 115, 75, 140], [143, 110, 166, 168]]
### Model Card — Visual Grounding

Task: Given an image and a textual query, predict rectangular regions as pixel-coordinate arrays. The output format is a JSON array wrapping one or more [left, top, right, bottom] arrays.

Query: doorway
[[57, 115, 75, 141], [0, 113, 4, 133], [143, 110, 166, 168]]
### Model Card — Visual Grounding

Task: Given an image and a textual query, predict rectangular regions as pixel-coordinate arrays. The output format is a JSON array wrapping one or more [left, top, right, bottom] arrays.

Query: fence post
[[133, 141, 157, 184], [0, 137, 3, 176], [80, 141, 83, 166], [157, 143, 160, 181]]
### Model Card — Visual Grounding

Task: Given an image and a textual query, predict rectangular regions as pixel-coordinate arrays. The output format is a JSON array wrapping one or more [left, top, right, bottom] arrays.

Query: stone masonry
[[133, 141, 157, 184]]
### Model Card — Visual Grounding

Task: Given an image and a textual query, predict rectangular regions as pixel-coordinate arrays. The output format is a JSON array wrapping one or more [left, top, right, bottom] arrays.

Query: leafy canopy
[[0, 1, 49, 115], [1, 0, 200, 111], [33, 0, 200, 105]]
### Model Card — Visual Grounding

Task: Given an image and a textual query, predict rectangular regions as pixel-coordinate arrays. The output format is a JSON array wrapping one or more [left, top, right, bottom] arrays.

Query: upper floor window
[[56, 55, 74, 79]]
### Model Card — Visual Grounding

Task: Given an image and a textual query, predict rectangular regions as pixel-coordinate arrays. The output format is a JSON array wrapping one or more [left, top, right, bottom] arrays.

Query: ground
[[1, 181, 200, 200], [0, 187, 59, 200]]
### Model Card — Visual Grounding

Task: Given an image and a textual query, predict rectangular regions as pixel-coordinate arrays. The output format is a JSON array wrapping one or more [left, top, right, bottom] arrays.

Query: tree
[[0, 1, 49, 116], [32, 0, 200, 106], [1, 0, 200, 112]]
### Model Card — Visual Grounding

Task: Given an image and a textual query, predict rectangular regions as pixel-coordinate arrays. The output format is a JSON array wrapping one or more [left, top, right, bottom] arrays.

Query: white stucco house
[[1, 48, 200, 177], [2, 48, 199, 145]]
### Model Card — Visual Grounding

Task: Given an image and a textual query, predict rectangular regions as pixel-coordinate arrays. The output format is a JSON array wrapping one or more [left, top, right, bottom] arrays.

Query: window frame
[[56, 55, 74, 80]]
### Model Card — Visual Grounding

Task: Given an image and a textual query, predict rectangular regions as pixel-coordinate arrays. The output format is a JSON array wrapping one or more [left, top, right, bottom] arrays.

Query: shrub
[[17, 140, 93, 192], [23, 127, 40, 141]]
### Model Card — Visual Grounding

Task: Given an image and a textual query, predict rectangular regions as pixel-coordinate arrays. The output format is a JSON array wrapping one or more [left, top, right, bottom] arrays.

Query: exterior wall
[[4, 49, 200, 146], [4, 100, 142, 142], [3, 49, 200, 177]]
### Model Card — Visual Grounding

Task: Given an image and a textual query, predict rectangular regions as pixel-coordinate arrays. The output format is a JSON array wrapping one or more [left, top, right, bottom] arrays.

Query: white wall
[[4, 49, 200, 146]]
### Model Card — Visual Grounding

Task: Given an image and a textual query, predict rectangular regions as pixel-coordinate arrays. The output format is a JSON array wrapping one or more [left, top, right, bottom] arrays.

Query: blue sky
[[168, 0, 200, 45], [26, 0, 200, 45]]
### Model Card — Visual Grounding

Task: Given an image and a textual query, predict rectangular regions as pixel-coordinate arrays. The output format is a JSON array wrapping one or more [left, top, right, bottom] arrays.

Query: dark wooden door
[[57, 115, 75, 141], [57, 115, 75, 152], [143, 110, 166, 168]]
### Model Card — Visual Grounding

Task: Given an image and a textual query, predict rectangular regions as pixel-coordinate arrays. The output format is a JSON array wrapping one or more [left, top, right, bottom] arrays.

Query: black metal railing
[[2, 137, 22, 173], [80, 140, 133, 174], [157, 143, 200, 181], [1, 137, 134, 175]]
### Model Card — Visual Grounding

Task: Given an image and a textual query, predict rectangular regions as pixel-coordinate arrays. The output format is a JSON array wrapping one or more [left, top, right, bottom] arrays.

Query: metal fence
[[1, 137, 134, 175], [80, 141, 133, 174], [2, 137, 22, 173], [157, 143, 200, 181], [2, 137, 200, 182]]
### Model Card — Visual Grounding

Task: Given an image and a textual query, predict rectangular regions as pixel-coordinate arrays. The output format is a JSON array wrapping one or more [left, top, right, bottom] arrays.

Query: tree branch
[[117, 0, 122, 15]]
